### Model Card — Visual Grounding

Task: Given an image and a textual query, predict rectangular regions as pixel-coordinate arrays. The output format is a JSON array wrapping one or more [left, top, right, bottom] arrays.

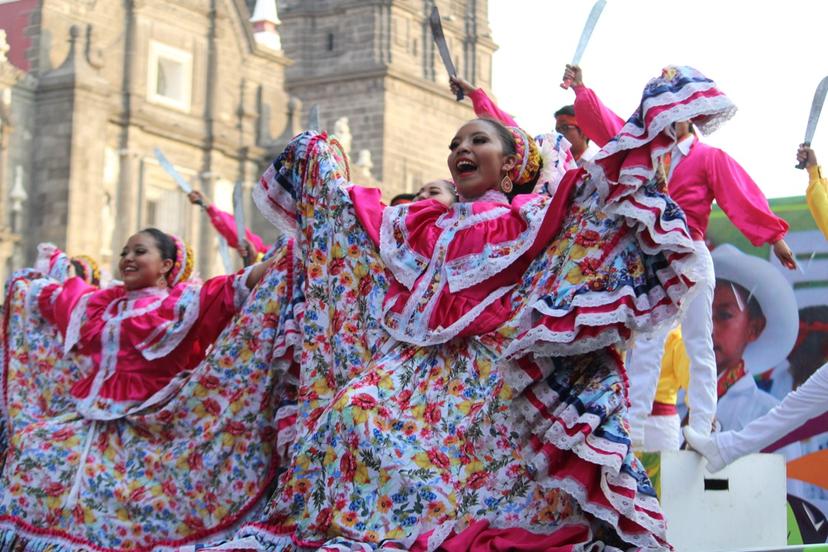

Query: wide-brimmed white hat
[[711, 244, 799, 374]]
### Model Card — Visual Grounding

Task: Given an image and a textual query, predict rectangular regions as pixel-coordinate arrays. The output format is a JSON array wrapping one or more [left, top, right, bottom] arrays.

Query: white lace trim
[[504, 358, 669, 550], [274, 403, 298, 465], [444, 198, 548, 293], [378, 205, 431, 290], [592, 98, 737, 167], [25, 278, 58, 323], [74, 292, 168, 421], [138, 285, 201, 360], [234, 265, 256, 308], [458, 188, 509, 204], [253, 167, 299, 238], [534, 471, 669, 551], [64, 292, 93, 355], [380, 198, 547, 346], [438, 202, 507, 230], [503, 325, 625, 360]]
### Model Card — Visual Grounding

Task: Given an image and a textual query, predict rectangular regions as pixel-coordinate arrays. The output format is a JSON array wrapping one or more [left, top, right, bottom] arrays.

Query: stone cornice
[[110, 111, 272, 160], [37, 26, 110, 96], [281, 0, 392, 18], [286, 64, 476, 106]]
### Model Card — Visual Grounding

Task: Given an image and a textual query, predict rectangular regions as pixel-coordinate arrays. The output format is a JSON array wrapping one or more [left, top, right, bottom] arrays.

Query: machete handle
[[560, 77, 573, 90], [795, 141, 811, 170], [448, 77, 465, 102]]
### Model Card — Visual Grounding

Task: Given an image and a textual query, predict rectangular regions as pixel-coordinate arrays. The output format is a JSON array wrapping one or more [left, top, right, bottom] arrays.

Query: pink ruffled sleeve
[[176, 271, 251, 366], [37, 277, 98, 335], [467, 88, 519, 127], [707, 148, 789, 246], [206, 204, 268, 254], [573, 85, 625, 148]]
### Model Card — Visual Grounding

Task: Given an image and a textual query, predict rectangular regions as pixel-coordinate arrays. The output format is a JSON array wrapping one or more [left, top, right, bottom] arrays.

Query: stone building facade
[[0, 0, 495, 280], [0, 0, 298, 278], [276, 0, 496, 199]]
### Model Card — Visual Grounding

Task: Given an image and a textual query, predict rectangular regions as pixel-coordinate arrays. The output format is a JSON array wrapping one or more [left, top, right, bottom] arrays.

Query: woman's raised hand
[[187, 190, 207, 207], [449, 75, 475, 99], [562, 64, 584, 89]]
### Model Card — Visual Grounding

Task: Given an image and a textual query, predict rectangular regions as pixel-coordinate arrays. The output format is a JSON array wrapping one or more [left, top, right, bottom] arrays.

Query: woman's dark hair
[[477, 118, 543, 201], [435, 179, 459, 202], [554, 105, 576, 118], [70, 259, 100, 287], [788, 305, 828, 388], [139, 227, 177, 263], [390, 193, 416, 206]]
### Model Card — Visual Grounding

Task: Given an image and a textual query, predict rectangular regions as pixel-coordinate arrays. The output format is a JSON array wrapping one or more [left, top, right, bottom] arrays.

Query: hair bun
[[167, 234, 193, 286], [71, 255, 101, 286], [507, 126, 541, 186]]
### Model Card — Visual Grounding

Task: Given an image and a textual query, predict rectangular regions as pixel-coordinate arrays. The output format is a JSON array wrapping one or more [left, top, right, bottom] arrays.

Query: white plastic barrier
[[658, 450, 788, 551]]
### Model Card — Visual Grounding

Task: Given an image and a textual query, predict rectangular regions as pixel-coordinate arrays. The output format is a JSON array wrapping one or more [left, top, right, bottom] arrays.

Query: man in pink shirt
[[553, 105, 600, 166], [562, 64, 795, 448]]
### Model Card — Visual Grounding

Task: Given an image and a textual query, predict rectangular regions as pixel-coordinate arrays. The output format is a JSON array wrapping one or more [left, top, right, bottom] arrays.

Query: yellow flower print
[[413, 452, 432, 470], [295, 453, 311, 472], [323, 447, 337, 467], [569, 244, 587, 260], [464, 459, 484, 475], [475, 358, 492, 380], [353, 262, 369, 279], [340, 510, 358, 527], [565, 265, 584, 284], [354, 462, 370, 485], [427, 501, 447, 518]]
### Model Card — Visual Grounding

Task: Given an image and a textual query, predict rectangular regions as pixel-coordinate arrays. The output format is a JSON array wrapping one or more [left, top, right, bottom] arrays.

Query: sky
[[488, 0, 828, 199]]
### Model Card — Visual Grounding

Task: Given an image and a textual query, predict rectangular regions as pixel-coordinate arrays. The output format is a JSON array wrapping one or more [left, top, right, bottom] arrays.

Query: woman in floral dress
[[234, 66, 734, 552], [0, 228, 301, 550]]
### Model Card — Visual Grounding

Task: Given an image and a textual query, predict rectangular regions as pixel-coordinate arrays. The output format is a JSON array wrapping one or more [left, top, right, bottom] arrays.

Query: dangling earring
[[500, 175, 513, 194]]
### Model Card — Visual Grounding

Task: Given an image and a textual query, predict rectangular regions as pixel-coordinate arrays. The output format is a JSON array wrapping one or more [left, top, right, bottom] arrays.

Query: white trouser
[[716, 362, 828, 465], [642, 414, 681, 451], [628, 240, 717, 446]]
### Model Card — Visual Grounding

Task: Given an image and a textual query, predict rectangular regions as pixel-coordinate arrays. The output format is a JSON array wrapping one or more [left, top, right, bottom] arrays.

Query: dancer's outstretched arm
[[685, 362, 828, 472]]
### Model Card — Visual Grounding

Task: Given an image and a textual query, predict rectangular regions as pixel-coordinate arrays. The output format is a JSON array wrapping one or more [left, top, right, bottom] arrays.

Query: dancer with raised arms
[[234, 65, 738, 551], [0, 227, 302, 549]]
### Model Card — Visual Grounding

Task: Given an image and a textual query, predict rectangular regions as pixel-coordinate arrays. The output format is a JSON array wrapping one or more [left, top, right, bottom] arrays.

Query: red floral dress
[[0, 244, 301, 550], [237, 131, 700, 551]]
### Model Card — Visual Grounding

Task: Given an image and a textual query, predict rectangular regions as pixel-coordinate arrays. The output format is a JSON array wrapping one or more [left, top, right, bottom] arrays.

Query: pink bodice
[[38, 273, 248, 405], [349, 183, 577, 345]]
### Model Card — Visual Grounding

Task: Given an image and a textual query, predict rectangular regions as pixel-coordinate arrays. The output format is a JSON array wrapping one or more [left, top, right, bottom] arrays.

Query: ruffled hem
[[253, 165, 299, 239], [502, 167, 703, 361], [504, 352, 671, 551], [253, 131, 350, 243], [0, 245, 303, 552], [0, 515, 241, 552], [239, 518, 603, 552]]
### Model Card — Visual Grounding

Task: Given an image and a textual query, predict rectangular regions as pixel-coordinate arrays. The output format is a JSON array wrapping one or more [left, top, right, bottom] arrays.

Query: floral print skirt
[[0, 239, 301, 551]]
